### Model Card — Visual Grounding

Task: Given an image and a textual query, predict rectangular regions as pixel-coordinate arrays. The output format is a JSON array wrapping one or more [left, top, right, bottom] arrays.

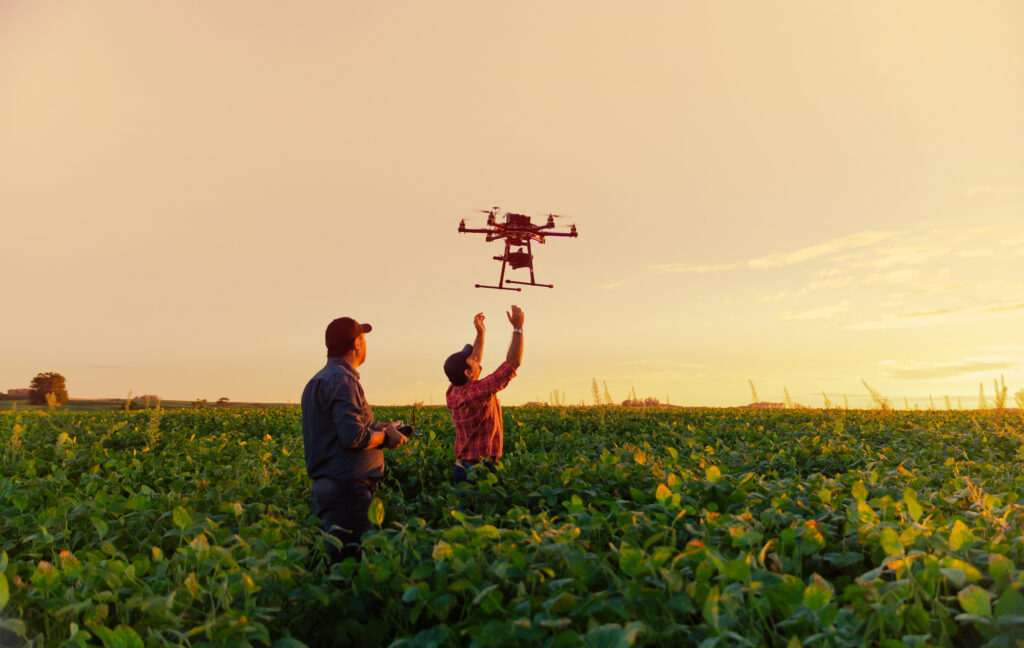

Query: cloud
[[602, 276, 641, 290], [848, 300, 1024, 330], [805, 276, 855, 291], [749, 231, 900, 269], [779, 301, 851, 320], [646, 263, 736, 274], [859, 246, 948, 270], [605, 262, 734, 289], [759, 290, 787, 302], [879, 358, 1019, 380]]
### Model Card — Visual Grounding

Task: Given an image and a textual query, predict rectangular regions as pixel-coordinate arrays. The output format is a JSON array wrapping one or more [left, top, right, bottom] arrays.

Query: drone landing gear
[[505, 279, 553, 288], [475, 283, 522, 291]]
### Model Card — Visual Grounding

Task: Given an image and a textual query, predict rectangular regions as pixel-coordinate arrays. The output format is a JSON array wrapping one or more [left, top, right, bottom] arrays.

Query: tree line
[[0, 372, 69, 405]]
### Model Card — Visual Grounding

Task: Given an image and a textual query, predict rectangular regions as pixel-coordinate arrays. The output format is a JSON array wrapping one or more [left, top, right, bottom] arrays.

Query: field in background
[[0, 399, 293, 412], [3, 406, 1024, 646]]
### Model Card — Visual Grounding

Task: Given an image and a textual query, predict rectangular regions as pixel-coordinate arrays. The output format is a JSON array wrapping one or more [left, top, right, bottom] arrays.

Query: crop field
[[2, 406, 1024, 647]]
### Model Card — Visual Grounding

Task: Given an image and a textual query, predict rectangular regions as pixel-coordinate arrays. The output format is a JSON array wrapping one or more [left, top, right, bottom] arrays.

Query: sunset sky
[[2, 2, 1022, 408]]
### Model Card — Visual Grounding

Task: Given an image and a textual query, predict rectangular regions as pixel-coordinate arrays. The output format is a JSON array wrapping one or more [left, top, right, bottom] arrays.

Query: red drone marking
[[458, 207, 579, 291]]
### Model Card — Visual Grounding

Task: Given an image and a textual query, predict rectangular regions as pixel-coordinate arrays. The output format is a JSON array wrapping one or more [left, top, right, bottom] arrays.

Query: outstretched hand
[[473, 312, 485, 334], [507, 305, 524, 328]]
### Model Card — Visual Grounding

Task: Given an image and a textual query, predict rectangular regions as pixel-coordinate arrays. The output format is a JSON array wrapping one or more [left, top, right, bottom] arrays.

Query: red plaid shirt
[[446, 361, 517, 461]]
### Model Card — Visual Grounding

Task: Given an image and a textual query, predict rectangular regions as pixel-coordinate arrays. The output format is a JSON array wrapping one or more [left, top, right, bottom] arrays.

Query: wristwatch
[[513, 328, 523, 335]]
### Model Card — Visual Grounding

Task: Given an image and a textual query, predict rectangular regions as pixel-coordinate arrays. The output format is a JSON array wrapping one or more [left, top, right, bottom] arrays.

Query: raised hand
[[506, 305, 524, 329]]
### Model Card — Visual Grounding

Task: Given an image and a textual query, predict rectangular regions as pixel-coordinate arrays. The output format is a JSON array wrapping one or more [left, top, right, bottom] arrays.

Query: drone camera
[[508, 251, 532, 269]]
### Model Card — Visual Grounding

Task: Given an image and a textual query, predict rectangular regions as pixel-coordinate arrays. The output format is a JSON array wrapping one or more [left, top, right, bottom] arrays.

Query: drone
[[458, 207, 578, 290]]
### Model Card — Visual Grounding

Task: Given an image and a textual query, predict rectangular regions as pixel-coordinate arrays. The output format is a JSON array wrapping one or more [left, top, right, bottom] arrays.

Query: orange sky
[[2, 2, 1022, 407]]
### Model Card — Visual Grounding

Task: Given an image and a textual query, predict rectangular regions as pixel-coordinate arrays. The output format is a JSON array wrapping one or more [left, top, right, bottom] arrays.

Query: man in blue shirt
[[301, 316, 407, 563]]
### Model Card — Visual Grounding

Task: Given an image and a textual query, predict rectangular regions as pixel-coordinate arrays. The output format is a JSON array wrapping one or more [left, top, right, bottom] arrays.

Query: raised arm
[[506, 305, 524, 370], [471, 312, 485, 362]]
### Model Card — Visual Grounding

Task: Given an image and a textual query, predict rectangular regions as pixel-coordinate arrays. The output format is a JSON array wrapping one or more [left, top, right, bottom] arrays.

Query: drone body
[[458, 208, 578, 291]]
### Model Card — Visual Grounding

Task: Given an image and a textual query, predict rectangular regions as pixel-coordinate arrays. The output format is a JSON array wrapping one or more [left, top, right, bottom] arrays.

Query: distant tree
[[28, 372, 68, 406], [192, 399, 208, 409], [216, 397, 230, 406]]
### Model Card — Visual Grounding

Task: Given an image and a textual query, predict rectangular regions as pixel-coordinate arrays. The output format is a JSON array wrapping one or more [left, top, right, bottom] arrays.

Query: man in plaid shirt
[[443, 305, 524, 487]]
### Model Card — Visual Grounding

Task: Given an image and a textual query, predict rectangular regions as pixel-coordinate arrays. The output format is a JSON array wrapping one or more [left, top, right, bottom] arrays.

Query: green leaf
[[724, 557, 751, 581], [803, 575, 833, 612], [852, 480, 867, 502], [93, 625, 145, 648], [939, 568, 966, 587], [172, 506, 190, 530], [879, 528, 903, 556], [903, 487, 922, 522], [91, 516, 109, 539], [989, 554, 1014, 581], [702, 585, 720, 629], [995, 587, 1024, 618], [958, 585, 992, 618], [367, 497, 385, 526], [402, 585, 421, 603], [705, 465, 722, 483], [584, 622, 645, 648], [0, 573, 8, 612]]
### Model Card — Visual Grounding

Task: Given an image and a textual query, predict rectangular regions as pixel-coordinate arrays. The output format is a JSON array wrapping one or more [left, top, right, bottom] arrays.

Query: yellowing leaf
[[184, 572, 200, 597], [903, 487, 922, 523], [958, 584, 991, 618], [949, 520, 974, 551], [655, 483, 671, 504], [172, 506, 190, 530], [432, 540, 453, 561], [367, 497, 385, 526], [705, 465, 722, 483], [803, 574, 833, 612]]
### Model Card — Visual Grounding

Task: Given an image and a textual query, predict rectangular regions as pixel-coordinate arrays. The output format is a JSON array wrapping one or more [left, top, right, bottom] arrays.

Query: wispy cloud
[[760, 290, 787, 302], [645, 263, 736, 274], [749, 231, 899, 269], [779, 301, 851, 320], [879, 357, 1019, 380], [848, 300, 1024, 330], [605, 263, 735, 289], [858, 246, 948, 270], [602, 276, 641, 290]]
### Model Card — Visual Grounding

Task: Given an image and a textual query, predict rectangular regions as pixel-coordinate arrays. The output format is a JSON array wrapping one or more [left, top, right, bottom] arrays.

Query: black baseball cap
[[326, 317, 372, 356], [443, 344, 473, 386]]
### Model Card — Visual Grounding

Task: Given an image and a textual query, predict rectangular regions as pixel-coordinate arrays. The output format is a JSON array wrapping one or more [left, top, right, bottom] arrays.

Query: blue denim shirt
[[301, 357, 382, 480]]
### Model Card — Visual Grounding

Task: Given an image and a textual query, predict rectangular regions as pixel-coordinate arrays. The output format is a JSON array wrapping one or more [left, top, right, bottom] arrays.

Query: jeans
[[452, 458, 499, 487], [311, 477, 378, 564]]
